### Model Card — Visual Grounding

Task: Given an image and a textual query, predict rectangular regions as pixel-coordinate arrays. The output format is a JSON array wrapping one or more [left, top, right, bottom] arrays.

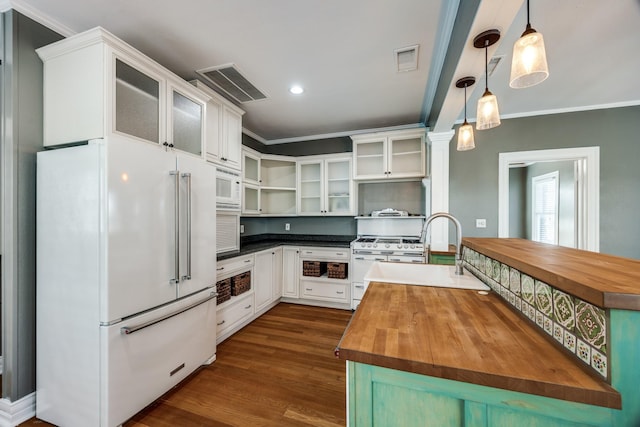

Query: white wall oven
[[216, 167, 241, 210], [351, 212, 426, 309]]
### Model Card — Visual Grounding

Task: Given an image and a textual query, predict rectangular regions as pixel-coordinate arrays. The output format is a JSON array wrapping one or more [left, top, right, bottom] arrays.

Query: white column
[[426, 130, 454, 251]]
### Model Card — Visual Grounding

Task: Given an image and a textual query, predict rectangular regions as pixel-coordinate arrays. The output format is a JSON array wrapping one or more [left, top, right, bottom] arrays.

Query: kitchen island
[[337, 238, 640, 427]]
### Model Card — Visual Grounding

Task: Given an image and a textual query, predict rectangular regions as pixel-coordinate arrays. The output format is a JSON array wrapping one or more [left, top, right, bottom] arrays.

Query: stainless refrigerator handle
[[170, 171, 180, 284], [120, 292, 217, 335], [182, 172, 192, 281]]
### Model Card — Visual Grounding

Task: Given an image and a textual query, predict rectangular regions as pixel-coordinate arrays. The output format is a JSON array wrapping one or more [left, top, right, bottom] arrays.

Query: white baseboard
[[0, 393, 36, 427]]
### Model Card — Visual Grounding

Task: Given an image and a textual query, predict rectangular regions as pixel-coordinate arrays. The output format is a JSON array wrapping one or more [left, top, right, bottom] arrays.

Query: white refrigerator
[[36, 137, 217, 427]]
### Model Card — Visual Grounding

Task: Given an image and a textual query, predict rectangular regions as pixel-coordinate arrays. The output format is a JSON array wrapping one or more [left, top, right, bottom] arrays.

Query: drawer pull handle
[[217, 267, 224, 271], [355, 257, 365, 260], [336, 252, 344, 256], [355, 285, 364, 289], [244, 259, 251, 263], [217, 320, 226, 326], [336, 291, 344, 294], [305, 288, 313, 291], [245, 304, 252, 309]]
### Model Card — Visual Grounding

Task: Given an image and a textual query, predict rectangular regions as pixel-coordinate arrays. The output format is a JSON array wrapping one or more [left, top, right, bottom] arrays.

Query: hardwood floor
[[20, 303, 353, 427]]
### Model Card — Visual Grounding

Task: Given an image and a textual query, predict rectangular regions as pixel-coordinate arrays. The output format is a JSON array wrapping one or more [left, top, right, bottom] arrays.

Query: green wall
[[449, 105, 640, 259]]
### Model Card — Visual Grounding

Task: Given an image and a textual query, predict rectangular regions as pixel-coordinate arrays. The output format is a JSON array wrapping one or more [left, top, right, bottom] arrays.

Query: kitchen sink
[[364, 262, 490, 290]]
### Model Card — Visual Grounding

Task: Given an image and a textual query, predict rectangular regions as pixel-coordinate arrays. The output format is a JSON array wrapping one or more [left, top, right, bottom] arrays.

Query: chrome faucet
[[422, 212, 464, 275]]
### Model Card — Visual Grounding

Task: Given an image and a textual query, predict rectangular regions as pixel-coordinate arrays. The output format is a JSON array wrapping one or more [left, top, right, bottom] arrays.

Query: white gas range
[[350, 211, 426, 309]]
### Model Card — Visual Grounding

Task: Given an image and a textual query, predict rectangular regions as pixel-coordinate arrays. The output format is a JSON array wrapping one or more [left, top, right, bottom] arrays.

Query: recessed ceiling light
[[289, 85, 304, 95]]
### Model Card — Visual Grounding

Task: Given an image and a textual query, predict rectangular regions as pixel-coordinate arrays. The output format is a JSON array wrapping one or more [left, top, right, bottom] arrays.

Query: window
[[532, 171, 559, 244]]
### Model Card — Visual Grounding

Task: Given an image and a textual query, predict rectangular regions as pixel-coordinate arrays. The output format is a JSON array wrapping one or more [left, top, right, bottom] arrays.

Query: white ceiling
[[5, 0, 640, 144]]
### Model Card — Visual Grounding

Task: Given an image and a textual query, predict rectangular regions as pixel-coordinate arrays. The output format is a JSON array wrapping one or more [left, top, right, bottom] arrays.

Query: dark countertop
[[217, 233, 355, 261]]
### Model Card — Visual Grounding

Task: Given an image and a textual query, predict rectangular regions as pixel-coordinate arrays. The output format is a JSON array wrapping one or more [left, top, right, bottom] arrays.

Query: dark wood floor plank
[[20, 303, 352, 427]]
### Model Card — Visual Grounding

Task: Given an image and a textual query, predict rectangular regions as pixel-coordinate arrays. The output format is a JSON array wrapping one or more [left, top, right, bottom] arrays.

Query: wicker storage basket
[[327, 262, 347, 279], [303, 260, 326, 277], [216, 277, 232, 304], [231, 271, 251, 296]]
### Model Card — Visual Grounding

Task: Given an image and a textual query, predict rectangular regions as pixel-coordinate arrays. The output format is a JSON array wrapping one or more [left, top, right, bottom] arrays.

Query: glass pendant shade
[[510, 28, 549, 88], [476, 89, 501, 130], [457, 120, 475, 151]]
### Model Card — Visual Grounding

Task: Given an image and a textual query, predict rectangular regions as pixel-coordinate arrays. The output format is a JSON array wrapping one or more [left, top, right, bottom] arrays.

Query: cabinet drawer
[[216, 293, 254, 337], [352, 282, 369, 300], [301, 280, 348, 302], [217, 255, 254, 278], [300, 248, 349, 260]]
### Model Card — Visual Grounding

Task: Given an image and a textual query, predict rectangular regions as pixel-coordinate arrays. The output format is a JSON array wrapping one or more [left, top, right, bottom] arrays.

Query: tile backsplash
[[462, 247, 609, 380]]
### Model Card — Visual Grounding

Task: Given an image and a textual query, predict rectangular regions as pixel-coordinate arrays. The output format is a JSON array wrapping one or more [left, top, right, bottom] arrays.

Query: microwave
[[216, 167, 241, 210]]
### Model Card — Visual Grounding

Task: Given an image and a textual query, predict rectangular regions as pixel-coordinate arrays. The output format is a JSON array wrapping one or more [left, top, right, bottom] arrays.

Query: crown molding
[[247, 123, 427, 146], [1, 0, 76, 36]]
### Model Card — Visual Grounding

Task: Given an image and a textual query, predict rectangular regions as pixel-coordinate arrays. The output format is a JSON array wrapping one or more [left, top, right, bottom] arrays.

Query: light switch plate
[[476, 219, 487, 228], [240, 224, 245, 233], [285, 223, 290, 231]]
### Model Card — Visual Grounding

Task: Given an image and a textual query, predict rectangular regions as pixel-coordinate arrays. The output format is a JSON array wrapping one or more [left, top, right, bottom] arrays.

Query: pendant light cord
[[464, 84, 468, 120], [484, 43, 489, 92]]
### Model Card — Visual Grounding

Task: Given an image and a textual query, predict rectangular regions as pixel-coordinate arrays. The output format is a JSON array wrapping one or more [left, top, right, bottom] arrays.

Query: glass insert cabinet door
[[171, 89, 203, 156], [115, 58, 160, 143], [354, 139, 385, 178], [326, 159, 351, 214], [299, 161, 322, 214], [389, 136, 423, 177]]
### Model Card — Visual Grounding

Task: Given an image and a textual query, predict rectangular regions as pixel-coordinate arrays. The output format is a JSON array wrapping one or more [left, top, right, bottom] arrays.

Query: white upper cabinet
[[192, 80, 245, 171], [352, 129, 426, 180], [241, 147, 297, 216], [37, 27, 208, 157], [298, 155, 353, 216]]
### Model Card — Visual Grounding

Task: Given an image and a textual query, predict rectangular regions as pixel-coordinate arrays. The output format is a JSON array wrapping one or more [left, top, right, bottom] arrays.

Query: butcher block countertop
[[463, 238, 640, 310], [337, 282, 621, 409]]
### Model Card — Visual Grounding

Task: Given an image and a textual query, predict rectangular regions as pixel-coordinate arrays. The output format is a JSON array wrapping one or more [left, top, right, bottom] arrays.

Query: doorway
[[498, 147, 600, 252]]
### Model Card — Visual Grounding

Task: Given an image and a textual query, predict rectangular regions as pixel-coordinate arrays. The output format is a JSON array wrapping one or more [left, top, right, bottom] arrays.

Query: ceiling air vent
[[395, 45, 419, 72], [196, 64, 267, 103]]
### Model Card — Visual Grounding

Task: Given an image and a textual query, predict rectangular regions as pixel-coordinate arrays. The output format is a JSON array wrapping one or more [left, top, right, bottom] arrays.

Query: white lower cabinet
[[282, 247, 300, 298], [254, 248, 282, 313], [216, 292, 254, 341], [301, 279, 349, 303], [272, 248, 283, 301], [216, 245, 350, 343]]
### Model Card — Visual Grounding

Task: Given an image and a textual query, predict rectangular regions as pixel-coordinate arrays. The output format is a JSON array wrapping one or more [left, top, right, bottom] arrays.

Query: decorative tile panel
[[575, 300, 607, 353], [564, 330, 576, 353], [500, 264, 510, 286], [553, 322, 564, 342], [521, 274, 535, 304], [491, 260, 501, 282], [535, 280, 553, 317], [553, 289, 575, 330], [577, 339, 591, 365], [462, 248, 610, 380], [509, 268, 521, 296], [591, 348, 607, 377]]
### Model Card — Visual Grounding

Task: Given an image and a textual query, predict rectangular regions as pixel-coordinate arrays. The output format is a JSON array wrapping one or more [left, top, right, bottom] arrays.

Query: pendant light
[[456, 77, 476, 151], [473, 29, 501, 130], [510, 0, 549, 88]]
